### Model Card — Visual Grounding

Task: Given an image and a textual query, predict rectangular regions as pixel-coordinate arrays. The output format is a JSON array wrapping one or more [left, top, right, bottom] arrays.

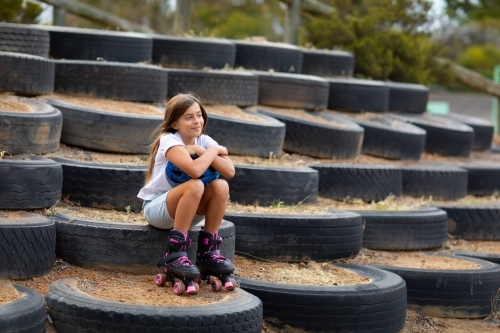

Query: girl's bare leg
[[196, 179, 229, 234], [166, 179, 204, 233]]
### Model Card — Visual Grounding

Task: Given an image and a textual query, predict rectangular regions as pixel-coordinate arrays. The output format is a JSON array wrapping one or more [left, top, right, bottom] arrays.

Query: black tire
[[310, 164, 402, 202], [227, 164, 318, 206], [0, 97, 62, 155], [386, 82, 429, 113], [326, 78, 389, 112], [370, 255, 500, 318], [438, 204, 500, 240], [205, 111, 285, 157], [0, 22, 49, 57], [391, 113, 474, 156], [0, 284, 46, 333], [235, 265, 407, 333], [0, 157, 62, 209], [39, 25, 152, 63], [353, 207, 448, 250], [459, 160, 500, 196], [0, 211, 55, 279], [401, 163, 468, 200], [301, 48, 355, 77], [53, 60, 168, 102], [0, 51, 54, 95], [234, 40, 303, 73], [52, 157, 145, 212], [453, 251, 500, 265], [53, 213, 235, 274], [43, 98, 162, 154], [46, 277, 263, 333], [490, 144, 500, 154], [339, 113, 426, 160], [258, 108, 364, 159], [254, 71, 329, 110], [444, 113, 494, 150], [224, 211, 362, 262], [166, 69, 258, 107], [151, 35, 236, 69]]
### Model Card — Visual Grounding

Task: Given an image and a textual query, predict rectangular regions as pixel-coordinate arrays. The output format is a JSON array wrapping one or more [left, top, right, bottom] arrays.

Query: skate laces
[[209, 253, 227, 263], [173, 255, 194, 267]]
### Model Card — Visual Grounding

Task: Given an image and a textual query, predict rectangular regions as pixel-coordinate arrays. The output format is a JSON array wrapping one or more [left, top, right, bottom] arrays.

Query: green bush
[[458, 44, 500, 79], [0, 0, 43, 24]]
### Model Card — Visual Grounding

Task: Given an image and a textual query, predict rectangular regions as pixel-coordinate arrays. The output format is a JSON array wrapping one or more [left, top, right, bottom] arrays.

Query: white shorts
[[142, 191, 205, 229]]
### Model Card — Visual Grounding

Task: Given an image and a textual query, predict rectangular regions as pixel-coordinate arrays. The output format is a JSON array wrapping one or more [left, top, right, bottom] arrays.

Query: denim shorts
[[142, 191, 205, 229]]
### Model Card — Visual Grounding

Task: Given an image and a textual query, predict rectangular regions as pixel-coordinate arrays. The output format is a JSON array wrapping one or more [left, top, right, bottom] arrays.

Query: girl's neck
[[178, 132, 196, 145]]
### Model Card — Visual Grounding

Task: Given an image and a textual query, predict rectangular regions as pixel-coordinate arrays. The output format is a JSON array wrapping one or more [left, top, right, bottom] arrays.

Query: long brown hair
[[144, 93, 208, 184]]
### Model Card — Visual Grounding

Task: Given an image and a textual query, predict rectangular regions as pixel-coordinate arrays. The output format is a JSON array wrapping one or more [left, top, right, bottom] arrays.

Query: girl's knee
[[185, 179, 205, 197], [210, 179, 229, 196]]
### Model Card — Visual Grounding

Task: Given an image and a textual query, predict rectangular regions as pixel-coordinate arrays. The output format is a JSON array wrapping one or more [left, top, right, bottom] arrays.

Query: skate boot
[[155, 229, 200, 295], [196, 229, 236, 291]]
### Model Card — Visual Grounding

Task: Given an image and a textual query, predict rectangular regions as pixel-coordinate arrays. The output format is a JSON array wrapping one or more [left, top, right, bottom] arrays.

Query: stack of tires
[[2, 21, 500, 333]]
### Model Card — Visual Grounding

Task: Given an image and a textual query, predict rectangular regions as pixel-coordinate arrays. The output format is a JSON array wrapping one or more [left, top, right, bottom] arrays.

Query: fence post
[[284, 0, 301, 45], [53, 6, 66, 26], [492, 65, 500, 134], [173, 0, 191, 35]]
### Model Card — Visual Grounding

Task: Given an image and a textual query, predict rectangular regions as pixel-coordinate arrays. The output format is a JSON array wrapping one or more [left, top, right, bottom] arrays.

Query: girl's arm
[[184, 145, 235, 178], [167, 145, 219, 179]]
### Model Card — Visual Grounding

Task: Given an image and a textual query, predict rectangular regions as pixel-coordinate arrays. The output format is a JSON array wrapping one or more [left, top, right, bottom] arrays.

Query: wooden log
[[38, 0, 154, 33]]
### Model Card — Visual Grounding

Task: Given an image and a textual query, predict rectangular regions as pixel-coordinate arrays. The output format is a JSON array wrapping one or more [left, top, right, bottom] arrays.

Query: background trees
[[0, 0, 44, 24]]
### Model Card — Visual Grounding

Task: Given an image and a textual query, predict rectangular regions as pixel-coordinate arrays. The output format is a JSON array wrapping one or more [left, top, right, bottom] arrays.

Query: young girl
[[137, 93, 236, 294]]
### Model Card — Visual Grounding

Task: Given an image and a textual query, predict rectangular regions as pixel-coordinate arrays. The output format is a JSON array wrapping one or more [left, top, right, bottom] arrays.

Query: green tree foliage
[[445, 0, 500, 21], [0, 0, 43, 24], [191, 0, 283, 40], [458, 44, 500, 79], [303, 0, 451, 85]]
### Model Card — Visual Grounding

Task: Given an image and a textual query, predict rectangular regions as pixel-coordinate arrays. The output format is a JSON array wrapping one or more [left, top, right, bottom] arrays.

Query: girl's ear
[[171, 121, 178, 129]]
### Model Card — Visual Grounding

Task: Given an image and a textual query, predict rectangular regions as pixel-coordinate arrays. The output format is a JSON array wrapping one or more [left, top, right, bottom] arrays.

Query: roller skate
[[196, 229, 236, 292], [155, 229, 200, 295]]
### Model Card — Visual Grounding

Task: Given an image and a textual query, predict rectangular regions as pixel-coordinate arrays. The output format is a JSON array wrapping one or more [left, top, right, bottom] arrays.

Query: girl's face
[[171, 102, 204, 139]]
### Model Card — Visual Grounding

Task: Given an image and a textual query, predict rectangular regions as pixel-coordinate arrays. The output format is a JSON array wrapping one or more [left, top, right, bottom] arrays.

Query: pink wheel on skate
[[173, 281, 185, 295], [211, 279, 223, 292], [208, 276, 217, 284], [194, 276, 202, 284], [186, 282, 199, 295], [155, 274, 167, 286], [225, 278, 237, 291]]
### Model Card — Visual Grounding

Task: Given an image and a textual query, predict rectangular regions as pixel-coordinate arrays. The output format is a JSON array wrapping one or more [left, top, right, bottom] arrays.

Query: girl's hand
[[218, 145, 228, 156]]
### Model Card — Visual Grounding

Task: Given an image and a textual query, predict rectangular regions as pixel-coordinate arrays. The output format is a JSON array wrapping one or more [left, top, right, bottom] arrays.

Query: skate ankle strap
[[156, 251, 189, 267], [202, 237, 222, 246]]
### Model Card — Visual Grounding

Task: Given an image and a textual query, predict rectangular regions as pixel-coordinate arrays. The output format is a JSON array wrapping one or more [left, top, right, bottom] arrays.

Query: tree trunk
[[173, 0, 191, 35]]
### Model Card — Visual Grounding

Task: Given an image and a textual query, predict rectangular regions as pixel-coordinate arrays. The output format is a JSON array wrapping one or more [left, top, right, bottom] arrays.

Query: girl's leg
[[196, 179, 229, 234], [166, 179, 205, 233]]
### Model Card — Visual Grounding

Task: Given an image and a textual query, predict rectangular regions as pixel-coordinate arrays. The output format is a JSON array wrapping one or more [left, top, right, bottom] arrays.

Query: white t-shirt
[[137, 132, 218, 201]]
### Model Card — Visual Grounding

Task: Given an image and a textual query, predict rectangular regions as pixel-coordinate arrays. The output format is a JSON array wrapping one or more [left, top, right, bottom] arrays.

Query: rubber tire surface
[[370, 255, 500, 318], [166, 69, 258, 106], [255, 71, 329, 110], [401, 163, 468, 200], [0, 157, 62, 209], [0, 284, 46, 333], [53, 157, 145, 212], [310, 164, 402, 202], [205, 111, 285, 157], [0, 22, 49, 57], [227, 164, 318, 206], [44, 98, 162, 154], [225, 211, 362, 262], [236, 265, 406, 333], [47, 277, 263, 333], [0, 97, 62, 155], [0, 51, 54, 95], [301, 49, 354, 77], [326, 78, 389, 112], [438, 205, 500, 240], [386, 82, 429, 113], [453, 251, 500, 265], [353, 207, 448, 250], [0, 212, 55, 279], [444, 113, 494, 150], [234, 40, 302, 73], [460, 161, 500, 196], [151, 35, 236, 69], [258, 108, 364, 159], [54, 60, 168, 102], [340, 114, 426, 160], [391, 113, 474, 157], [54, 213, 235, 274], [41, 25, 152, 62]]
